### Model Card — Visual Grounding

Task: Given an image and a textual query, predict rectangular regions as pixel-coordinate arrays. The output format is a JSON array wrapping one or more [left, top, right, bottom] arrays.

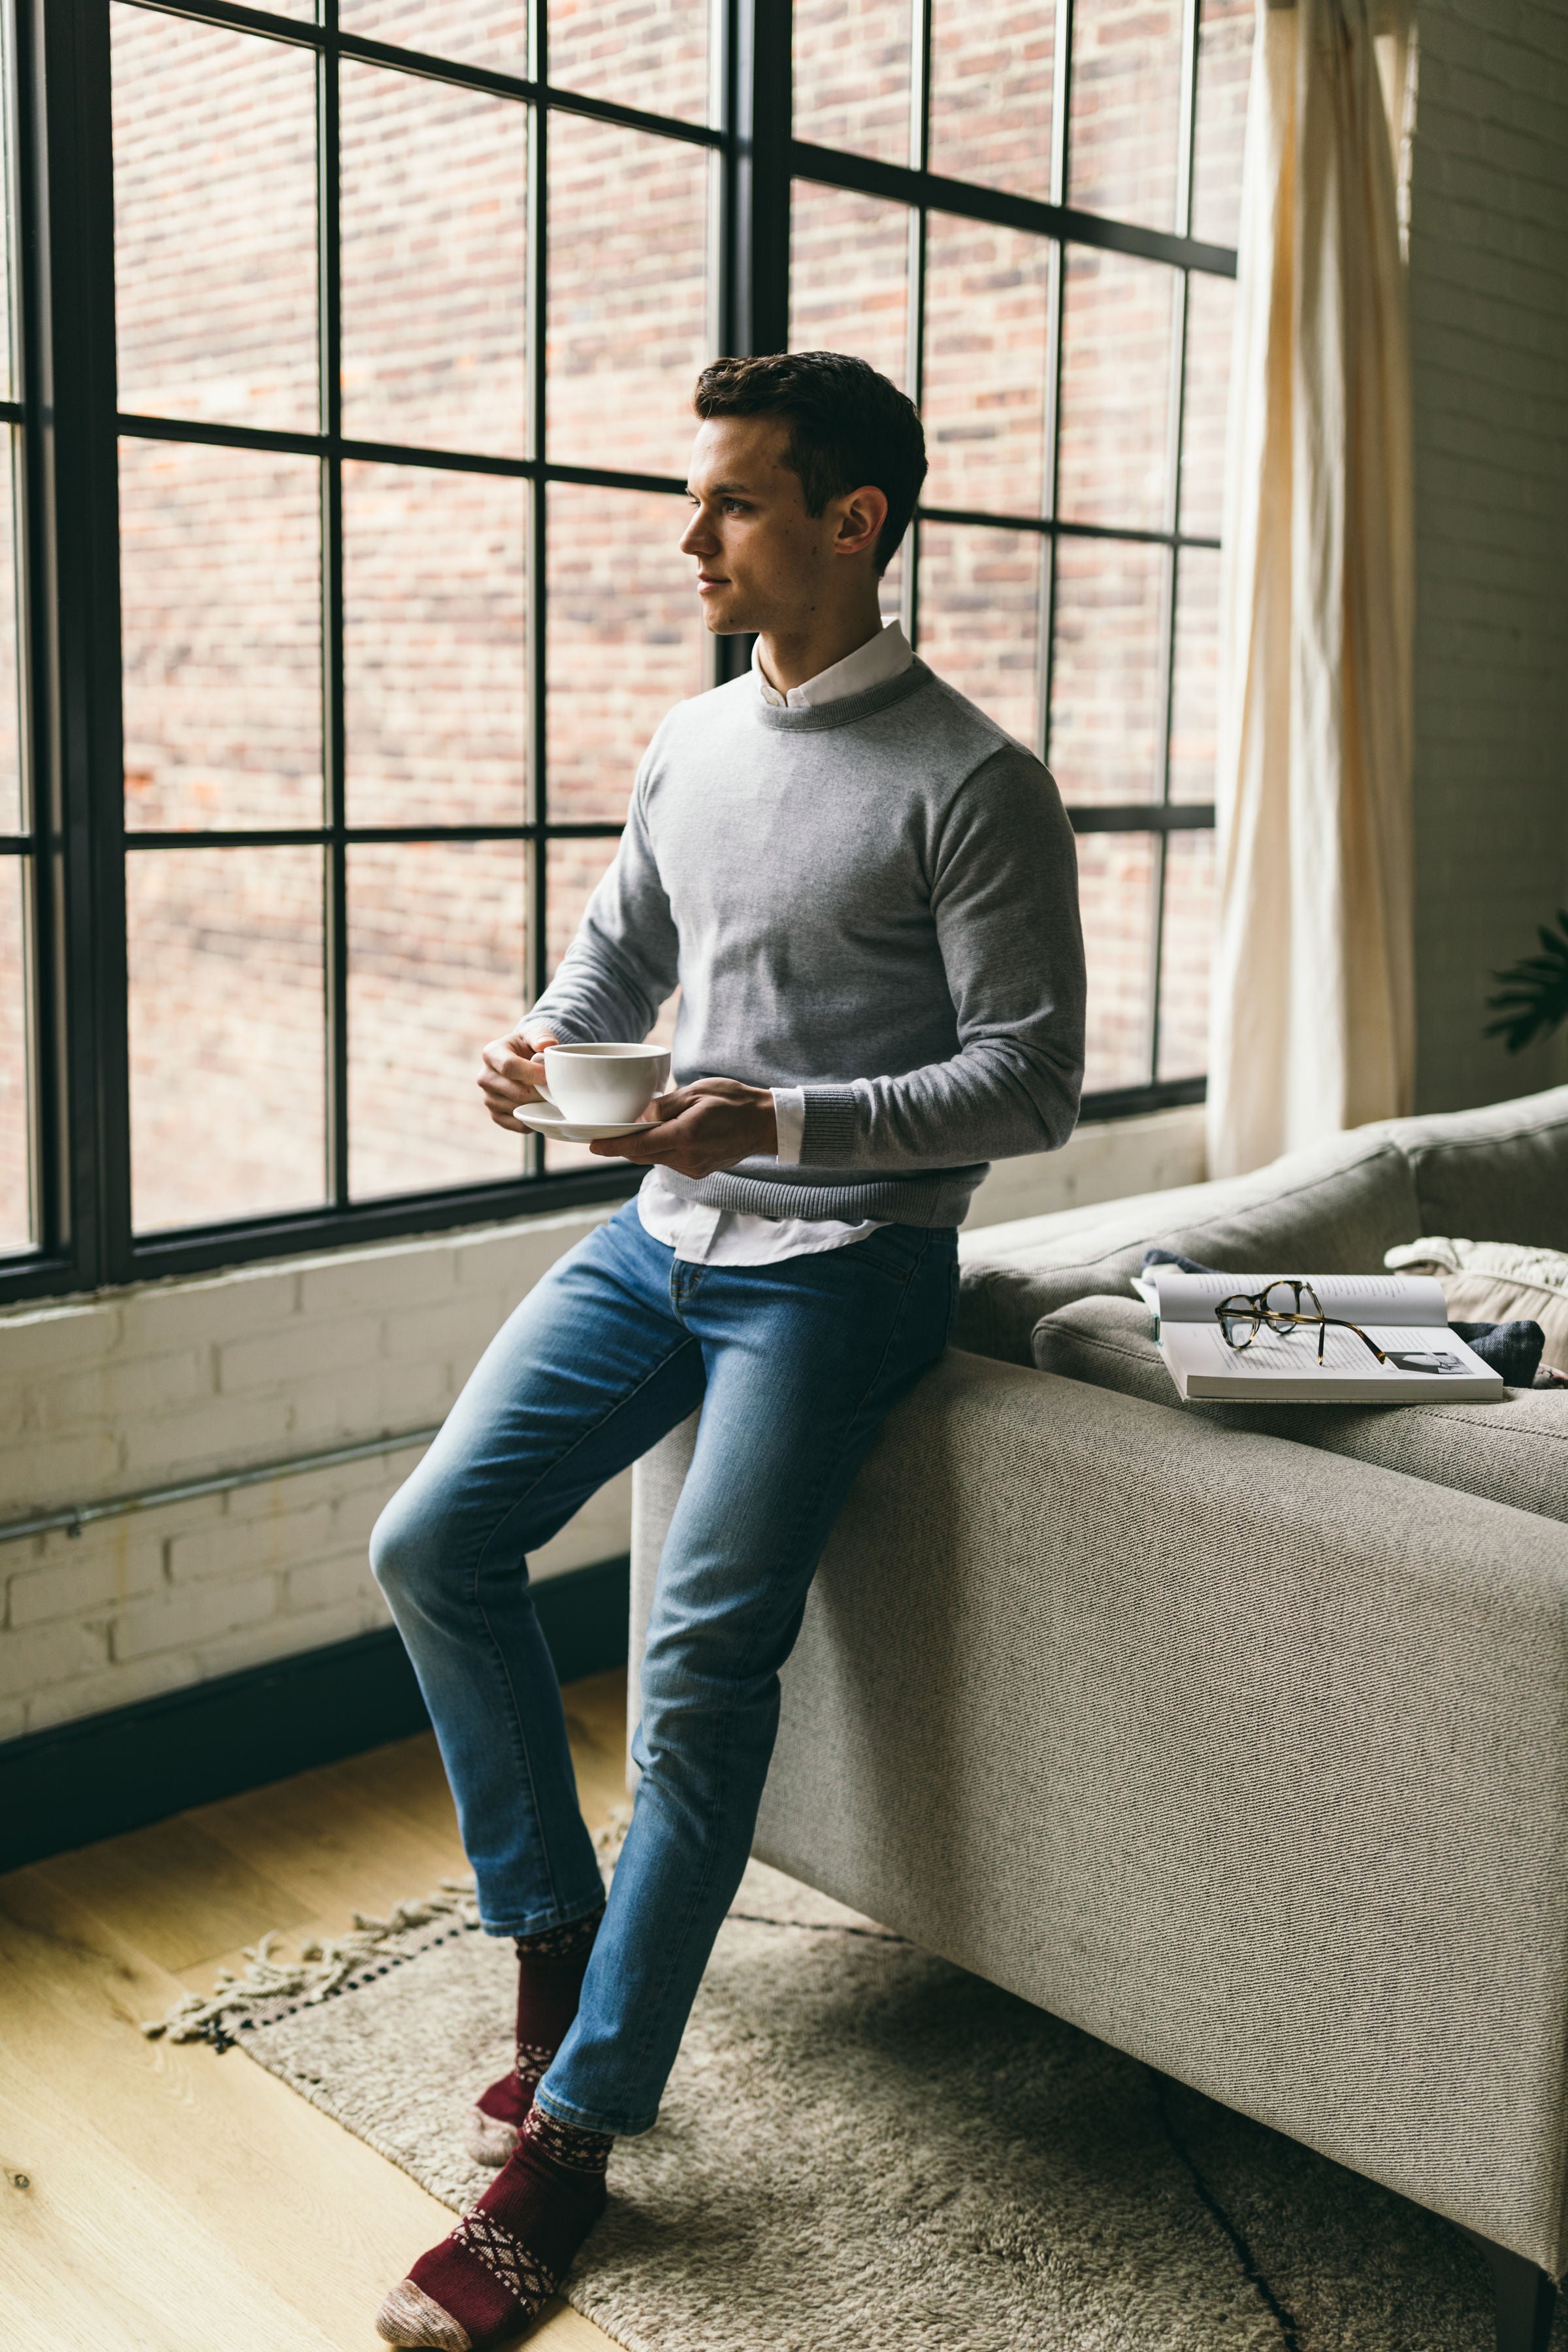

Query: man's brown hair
[[693, 351, 927, 574]]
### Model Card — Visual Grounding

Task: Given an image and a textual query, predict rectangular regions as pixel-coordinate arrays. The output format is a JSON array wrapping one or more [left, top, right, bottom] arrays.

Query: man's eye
[[724, 500, 749, 515]]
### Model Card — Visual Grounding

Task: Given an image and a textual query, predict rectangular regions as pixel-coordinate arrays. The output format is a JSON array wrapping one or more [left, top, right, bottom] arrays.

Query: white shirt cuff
[[772, 1087, 807, 1164]]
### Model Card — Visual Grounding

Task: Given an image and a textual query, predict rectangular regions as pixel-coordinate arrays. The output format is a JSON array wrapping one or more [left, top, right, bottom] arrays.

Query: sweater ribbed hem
[[653, 1162, 985, 1228]]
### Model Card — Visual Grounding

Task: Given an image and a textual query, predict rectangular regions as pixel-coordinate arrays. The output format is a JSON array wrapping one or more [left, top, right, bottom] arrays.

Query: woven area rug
[[164, 1857, 1546, 2352]]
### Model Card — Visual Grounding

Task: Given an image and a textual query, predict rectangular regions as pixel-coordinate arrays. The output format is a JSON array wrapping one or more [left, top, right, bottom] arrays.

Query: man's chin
[[701, 602, 759, 636]]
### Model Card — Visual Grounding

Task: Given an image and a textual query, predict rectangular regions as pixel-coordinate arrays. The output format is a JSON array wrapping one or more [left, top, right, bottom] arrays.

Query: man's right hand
[[479, 1026, 559, 1131]]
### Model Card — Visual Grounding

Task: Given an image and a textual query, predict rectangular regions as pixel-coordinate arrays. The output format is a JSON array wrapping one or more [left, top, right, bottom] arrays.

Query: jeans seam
[[469, 1328, 701, 1919]]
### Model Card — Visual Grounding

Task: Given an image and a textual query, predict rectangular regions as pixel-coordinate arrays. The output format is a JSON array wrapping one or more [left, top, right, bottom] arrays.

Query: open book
[[1135, 1269, 1505, 1403]]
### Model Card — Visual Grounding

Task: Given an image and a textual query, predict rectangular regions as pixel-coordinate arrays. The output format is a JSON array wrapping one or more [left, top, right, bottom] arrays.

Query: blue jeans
[[370, 1196, 958, 2136]]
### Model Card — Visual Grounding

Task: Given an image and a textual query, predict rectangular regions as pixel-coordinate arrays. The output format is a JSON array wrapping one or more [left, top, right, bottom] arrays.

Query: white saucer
[[514, 1104, 651, 1142]]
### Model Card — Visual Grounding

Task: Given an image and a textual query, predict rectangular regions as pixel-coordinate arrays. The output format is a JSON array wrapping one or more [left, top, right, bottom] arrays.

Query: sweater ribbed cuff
[[798, 1085, 864, 1166]]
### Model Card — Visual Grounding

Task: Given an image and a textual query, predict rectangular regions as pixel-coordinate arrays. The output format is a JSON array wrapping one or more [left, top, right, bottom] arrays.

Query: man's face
[[679, 414, 861, 635]]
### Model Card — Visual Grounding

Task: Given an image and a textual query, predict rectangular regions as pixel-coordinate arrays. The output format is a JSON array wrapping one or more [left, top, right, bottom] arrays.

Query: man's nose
[[679, 507, 716, 557]]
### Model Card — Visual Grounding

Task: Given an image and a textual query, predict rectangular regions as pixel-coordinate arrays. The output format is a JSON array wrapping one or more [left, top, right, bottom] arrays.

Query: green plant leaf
[[1485, 909, 1568, 1053]]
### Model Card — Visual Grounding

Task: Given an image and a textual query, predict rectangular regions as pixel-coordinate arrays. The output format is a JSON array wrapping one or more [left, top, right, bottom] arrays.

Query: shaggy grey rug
[[173, 1859, 1550, 2352]]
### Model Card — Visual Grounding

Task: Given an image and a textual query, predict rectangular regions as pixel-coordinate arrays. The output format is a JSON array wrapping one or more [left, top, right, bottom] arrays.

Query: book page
[[1163, 1320, 1493, 1384], [1150, 1269, 1450, 1329]]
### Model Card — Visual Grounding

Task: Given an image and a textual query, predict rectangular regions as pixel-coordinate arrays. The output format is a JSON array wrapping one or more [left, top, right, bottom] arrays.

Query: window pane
[[348, 841, 527, 1200], [340, 62, 527, 459], [1078, 831, 1156, 1091], [1179, 270, 1235, 540], [546, 486, 704, 821], [1066, 0, 1184, 233], [344, 463, 526, 828], [928, 0, 1055, 199], [923, 217, 1053, 519], [1192, 0, 1252, 250], [792, 0, 911, 165], [112, 7, 318, 433], [1157, 828, 1215, 1080], [0, 433, 21, 835], [0, 856, 32, 1252], [547, 114, 710, 476], [547, 832, 618, 987], [120, 438, 322, 831], [549, 0, 709, 122], [1049, 537, 1168, 804], [790, 182, 910, 393], [1057, 246, 1178, 530], [917, 525, 1043, 752], [338, 1, 525, 74], [128, 847, 326, 1231], [1169, 546, 1219, 804]]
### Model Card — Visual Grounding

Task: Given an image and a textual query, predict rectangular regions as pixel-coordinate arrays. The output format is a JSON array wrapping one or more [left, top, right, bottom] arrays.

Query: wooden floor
[[2, 1669, 632, 2352]]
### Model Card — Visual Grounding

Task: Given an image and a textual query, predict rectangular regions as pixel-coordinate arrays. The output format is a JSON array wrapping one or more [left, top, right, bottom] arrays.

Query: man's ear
[[833, 484, 889, 560]]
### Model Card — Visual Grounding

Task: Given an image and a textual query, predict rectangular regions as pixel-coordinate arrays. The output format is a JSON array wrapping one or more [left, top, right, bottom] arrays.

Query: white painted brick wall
[[1408, 0, 1568, 1111], [1, 1200, 625, 1737], [0, 1111, 1203, 1738]]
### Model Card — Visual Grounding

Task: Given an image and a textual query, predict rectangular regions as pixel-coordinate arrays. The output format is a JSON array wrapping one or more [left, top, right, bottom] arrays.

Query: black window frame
[[2, 0, 1235, 1307]]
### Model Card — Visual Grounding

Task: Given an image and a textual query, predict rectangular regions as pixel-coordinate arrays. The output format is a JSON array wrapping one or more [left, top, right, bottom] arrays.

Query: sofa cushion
[[1031, 1294, 1568, 1526], [1387, 1086, 1568, 1253], [957, 1128, 1421, 1366]]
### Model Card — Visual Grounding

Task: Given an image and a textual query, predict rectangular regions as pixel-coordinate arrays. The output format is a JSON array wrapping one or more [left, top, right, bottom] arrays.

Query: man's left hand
[[590, 1077, 778, 1176]]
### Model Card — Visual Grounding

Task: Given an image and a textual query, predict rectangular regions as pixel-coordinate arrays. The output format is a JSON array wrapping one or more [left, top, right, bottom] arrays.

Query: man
[[372, 350, 1085, 2349]]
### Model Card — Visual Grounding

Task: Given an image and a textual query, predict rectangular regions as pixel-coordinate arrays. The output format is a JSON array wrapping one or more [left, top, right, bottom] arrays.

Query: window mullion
[[732, 0, 791, 358], [8, 0, 51, 1263], [37, 0, 125, 1288], [319, 22, 349, 1209], [525, 18, 547, 1179]]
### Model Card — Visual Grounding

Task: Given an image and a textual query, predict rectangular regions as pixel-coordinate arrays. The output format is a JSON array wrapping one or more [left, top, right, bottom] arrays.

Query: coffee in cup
[[538, 1043, 671, 1126]]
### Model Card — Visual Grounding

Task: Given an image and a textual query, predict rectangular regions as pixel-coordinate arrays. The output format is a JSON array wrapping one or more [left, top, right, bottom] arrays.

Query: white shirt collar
[[752, 619, 914, 711]]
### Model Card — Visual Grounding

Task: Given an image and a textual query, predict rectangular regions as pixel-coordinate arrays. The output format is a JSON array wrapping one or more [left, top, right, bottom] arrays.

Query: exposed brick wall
[[1406, 0, 1568, 1111]]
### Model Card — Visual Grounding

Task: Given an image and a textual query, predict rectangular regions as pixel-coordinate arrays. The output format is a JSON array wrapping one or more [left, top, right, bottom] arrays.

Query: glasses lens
[[1261, 1279, 1303, 1333], [1218, 1300, 1258, 1348]]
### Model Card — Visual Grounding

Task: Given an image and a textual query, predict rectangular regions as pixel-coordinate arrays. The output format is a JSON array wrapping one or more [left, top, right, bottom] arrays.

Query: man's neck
[[755, 606, 887, 696]]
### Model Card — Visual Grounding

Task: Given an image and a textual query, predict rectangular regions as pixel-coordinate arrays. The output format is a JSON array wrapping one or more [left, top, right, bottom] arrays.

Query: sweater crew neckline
[[751, 659, 934, 732]]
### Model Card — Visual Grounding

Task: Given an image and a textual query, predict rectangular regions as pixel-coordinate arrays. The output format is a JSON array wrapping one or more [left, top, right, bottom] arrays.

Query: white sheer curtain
[[1207, 0, 1417, 1177]]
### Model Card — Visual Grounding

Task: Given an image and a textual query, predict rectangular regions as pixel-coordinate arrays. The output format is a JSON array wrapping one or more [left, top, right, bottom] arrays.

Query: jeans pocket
[[846, 1226, 930, 1284]]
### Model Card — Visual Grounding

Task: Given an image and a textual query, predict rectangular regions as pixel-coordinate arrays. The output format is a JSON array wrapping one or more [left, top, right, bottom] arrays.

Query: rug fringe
[[142, 1807, 635, 2044], [139, 1881, 481, 2041]]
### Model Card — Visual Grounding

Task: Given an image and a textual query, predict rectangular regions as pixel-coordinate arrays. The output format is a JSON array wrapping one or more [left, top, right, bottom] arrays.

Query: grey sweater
[[528, 659, 1086, 1227]]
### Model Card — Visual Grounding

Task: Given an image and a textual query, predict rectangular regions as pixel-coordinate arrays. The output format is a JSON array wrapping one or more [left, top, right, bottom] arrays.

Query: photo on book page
[[1139, 1269, 1505, 1404]]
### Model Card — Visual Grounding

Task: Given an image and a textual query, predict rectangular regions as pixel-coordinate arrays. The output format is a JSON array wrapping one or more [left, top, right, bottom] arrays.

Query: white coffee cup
[[538, 1043, 671, 1126]]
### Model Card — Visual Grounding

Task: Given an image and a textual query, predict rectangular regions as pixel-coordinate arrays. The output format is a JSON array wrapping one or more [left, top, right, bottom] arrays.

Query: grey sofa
[[630, 1083, 1568, 2352]]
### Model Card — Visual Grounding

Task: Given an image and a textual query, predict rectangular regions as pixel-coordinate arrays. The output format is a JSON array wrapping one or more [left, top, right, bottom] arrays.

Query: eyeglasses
[[1213, 1280, 1463, 1376]]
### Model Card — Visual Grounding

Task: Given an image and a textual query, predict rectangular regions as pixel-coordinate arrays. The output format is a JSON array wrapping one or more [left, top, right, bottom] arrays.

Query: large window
[[792, 0, 1249, 1105], [1, 0, 1247, 1303]]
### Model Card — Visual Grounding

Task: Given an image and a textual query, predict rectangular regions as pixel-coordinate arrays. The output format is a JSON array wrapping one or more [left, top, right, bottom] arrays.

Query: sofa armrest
[[630, 1350, 1568, 2271]]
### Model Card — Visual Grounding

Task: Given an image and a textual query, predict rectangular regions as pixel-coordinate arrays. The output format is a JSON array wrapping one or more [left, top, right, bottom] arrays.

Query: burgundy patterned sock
[[465, 1907, 603, 2166], [377, 2106, 613, 2350]]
